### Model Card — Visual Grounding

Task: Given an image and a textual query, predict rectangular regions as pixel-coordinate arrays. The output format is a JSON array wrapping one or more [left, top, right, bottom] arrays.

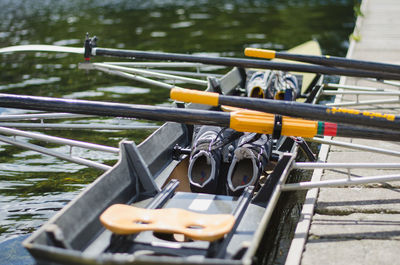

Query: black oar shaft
[[0, 94, 230, 127], [93, 48, 400, 81], [275, 52, 400, 75], [332, 123, 400, 142]]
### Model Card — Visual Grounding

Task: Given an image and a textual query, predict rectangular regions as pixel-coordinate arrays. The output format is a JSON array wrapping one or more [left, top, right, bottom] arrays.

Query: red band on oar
[[324, 122, 337, 136]]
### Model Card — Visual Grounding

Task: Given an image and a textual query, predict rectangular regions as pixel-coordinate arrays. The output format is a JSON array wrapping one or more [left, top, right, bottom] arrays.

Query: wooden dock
[[286, 0, 400, 264]]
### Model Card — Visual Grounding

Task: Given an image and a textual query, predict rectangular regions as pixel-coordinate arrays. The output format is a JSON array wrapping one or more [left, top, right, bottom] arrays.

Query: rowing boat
[[1, 37, 400, 265], [0, 40, 321, 264]]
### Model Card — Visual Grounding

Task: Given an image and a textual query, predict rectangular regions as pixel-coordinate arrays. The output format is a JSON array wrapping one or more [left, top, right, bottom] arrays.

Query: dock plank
[[309, 213, 400, 240], [302, 239, 400, 265]]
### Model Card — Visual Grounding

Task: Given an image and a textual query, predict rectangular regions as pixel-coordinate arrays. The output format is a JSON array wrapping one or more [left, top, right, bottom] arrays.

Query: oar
[[245, 47, 400, 75], [170, 88, 400, 131], [0, 93, 398, 141], [3, 44, 400, 80], [220, 105, 399, 141], [225, 107, 400, 141], [92, 47, 400, 81]]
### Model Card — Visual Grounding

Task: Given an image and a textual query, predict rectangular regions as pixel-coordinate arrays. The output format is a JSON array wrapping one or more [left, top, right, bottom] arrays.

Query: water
[[0, 0, 355, 258]]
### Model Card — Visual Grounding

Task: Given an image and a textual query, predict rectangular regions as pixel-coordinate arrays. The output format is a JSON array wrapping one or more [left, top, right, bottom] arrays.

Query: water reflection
[[0, 77, 60, 90]]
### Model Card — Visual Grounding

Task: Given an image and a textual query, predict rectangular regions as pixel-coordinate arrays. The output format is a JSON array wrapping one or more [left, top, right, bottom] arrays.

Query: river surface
[[0, 0, 355, 262]]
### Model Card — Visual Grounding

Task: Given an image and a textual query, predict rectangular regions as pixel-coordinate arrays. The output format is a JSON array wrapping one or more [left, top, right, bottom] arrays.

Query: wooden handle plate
[[100, 204, 235, 242]]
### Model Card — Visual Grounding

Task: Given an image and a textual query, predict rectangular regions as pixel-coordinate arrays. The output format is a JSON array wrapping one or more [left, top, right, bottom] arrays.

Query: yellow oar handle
[[170, 88, 219, 106], [244, 47, 276, 59], [100, 204, 235, 242]]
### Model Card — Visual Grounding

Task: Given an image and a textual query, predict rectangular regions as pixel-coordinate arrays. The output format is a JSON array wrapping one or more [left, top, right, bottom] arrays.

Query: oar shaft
[[279, 53, 400, 74], [245, 48, 400, 75], [93, 48, 400, 81], [0, 94, 230, 127], [171, 88, 400, 131]]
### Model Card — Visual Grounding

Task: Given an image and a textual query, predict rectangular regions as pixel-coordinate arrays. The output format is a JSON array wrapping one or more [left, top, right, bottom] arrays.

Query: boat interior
[[23, 67, 322, 265]]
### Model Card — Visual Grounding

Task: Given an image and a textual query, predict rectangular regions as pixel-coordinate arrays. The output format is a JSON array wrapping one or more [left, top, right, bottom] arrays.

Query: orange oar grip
[[170, 88, 219, 106], [244, 48, 276, 59]]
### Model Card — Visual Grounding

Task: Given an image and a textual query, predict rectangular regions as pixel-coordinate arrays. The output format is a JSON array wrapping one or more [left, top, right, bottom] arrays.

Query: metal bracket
[[84, 33, 97, 61], [172, 144, 191, 160], [252, 153, 293, 206], [272, 115, 283, 139], [293, 137, 316, 162]]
